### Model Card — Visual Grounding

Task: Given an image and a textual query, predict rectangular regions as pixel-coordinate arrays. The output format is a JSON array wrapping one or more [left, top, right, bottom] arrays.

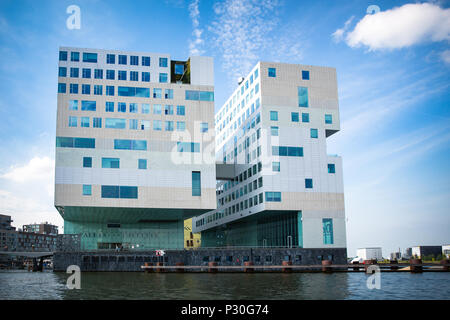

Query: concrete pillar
[[410, 258, 422, 273], [322, 260, 332, 272]]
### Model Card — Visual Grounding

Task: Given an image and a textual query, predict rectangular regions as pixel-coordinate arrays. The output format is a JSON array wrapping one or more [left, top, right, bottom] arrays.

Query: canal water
[[0, 271, 449, 300]]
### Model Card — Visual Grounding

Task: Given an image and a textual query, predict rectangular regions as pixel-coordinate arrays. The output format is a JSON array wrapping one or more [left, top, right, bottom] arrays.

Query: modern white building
[[356, 248, 383, 261], [55, 47, 216, 250], [192, 62, 346, 255]]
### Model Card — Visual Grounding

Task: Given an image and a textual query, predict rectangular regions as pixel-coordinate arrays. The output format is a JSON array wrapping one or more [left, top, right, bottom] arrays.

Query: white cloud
[[334, 3, 450, 51], [332, 16, 354, 43], [441, 49, 450, 64], [1, 156, 54, 184], [188, 0, 204, 56]]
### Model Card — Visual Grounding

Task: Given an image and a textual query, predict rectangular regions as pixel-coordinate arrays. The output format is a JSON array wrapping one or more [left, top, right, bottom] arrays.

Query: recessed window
[[159, 73, 168, 83], [291, 112, 299, 122], [141, 103, 150, 114], [102, 158, 120, 169], [201, 122, 208, 133], [58, 83, 66, 93], [70, 67, 79, 78], [94, 69, 103, 79], [192, 171, 201, 196], [106, 70, 115, 80], [138, 159, 147, 170], [268, 68, 276, 77], [106, 54, 115, 64], [118, 55, 127, 65], [81, 117, 90, 128], [325, 114, 332, 124], [59, 51, 67, 61], [328, 164, 335, 174], [305, 179, 313, 189], [130, 55, 139, 65], [69, 100, 78, 110], [302, 113, 309, 123], [83, 157, 92, 168], [142, 56, 150, 66], [106, 86, 114, 96], [159, 57, 168, 67], [298, 86, 308, 107], [70, 84, 78, 94], [271, 126, 279, 136], [175, 64, 184, 75], [176, 105, 185, 115], [82, 84, 90, 95], [58, 67, 67, 77], [68, 116, 77, 127], [93, 117, 102, 128], [272, 162, 280, 172], [118, 71, 127, 81], [82, 52, 97, 63], [130, 71, 138, 81], [302, 70, 310, 80], [117, 103, 126, 113], [105, 102, 114, 112], [323, 218, 334, 245], [310, 128, 318, 139], [142, 72, 150, 82], [82, 68, 91, 79]]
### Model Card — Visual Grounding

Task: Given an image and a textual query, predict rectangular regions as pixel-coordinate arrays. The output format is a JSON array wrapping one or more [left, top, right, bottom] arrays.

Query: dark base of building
[[54, 247, 347, 272]]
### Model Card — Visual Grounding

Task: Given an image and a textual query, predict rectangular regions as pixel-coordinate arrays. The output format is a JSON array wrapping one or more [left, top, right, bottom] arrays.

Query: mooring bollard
[[208, 261, 218, 273], [440, 259, 449, 271], [175, 262, 184, 272], [244, 261, 254, 272], [282, 260, 292, 273], [364, 259, 377, 273], [390, 259, 398, 270], [322, 260, 332, 272], [144, 262, 153, 273], [410, 258, 422, 273], [156, 262, 164, 273]]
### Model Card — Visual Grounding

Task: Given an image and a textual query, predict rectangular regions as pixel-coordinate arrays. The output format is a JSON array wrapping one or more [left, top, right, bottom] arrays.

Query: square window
[[328, 164, 335, 174], [291, 112, 299, 122], [106, 70, 115, 80], [68, 116, 77, 127], [270, 111, 278, 121], [83, 157, 92, 168], [142, 72, 150, 82], [305, 179, 313, 189], [130, 55, 139, 65], [175, 64, 184, 75], [271, 126, 278, 136], [70, 52, 79, 62], [58, 67, 67, 77], [70, 83, 78, 94], [302, 70, 310, 80], [81, 117, 90, 127], [268, 68, 276, 77], [159, 57, 168, 67], [94, 69, 103, 79], [142, 56, 150, 66], [58, 83, 66, 93], [82, 185, 92, 196], [159, 73, 168, 83], [118, 55, 127, 65], [272, 162, 280, 172], [59, 51, 67, 61], [310, 128, 318, 138], [302, 113, 310, 123], [118, 71, 127, 80], [105, 102, 114, 112], [106, 54, 115, 64], [325, 114, 332, 124], [138, 159, 147, 170]]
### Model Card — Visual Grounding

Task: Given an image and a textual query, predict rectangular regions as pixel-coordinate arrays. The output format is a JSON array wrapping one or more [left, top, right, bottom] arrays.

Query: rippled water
[[0, 270, 449, 300]]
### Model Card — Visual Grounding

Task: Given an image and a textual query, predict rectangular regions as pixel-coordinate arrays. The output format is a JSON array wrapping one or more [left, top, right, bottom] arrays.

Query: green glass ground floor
[[59, 206, 207, 251], [200, 210, 303, 248]]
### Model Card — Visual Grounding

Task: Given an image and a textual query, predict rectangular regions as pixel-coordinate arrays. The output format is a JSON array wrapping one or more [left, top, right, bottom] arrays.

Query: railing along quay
[[141, 260, 450, 273]]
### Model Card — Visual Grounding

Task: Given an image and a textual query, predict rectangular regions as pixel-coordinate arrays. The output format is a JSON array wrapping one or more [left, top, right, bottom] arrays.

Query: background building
[[23, 222, 58, 236], [356, 247, 383, 261], [192, 62, 346, 259], [55, 47, 216, 250], [184, 218, 201, 248], [411, 246, 442, 259]]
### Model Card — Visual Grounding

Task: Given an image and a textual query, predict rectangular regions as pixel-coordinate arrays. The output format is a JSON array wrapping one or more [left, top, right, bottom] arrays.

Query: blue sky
[[0, 0, 448, 257]]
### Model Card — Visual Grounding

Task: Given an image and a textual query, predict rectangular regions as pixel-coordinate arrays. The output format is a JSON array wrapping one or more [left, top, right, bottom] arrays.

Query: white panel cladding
[[55, 167, 216, 188], [301, 210, 346, 248], [190, 56, 214, 86]]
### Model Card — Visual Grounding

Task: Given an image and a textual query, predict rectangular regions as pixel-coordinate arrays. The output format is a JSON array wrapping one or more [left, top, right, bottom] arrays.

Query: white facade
[[356, 248, 383, 261], [192, 62, 346, 249]]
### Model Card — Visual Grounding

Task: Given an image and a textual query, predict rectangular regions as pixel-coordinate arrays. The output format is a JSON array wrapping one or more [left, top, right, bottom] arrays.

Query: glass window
[[83, 157, 92, 168], [177, 121, 185, 131], [130, 55, 139, 65], [94, 69, 103, 79], [310, 128, 318, 139], [81, 117, 89, 127], [153, 88, 162, 98], [141, 103, 150, 114], [70, 83, 78, 94], [58, 67, 67, 77], [102, 158, 120, 168], [81, 100, 96, 111], [105, 102, 114, 112], [305, 178, 313, 189], [94, 85, 102, 95], [118, 102, 126, 113], [265, 192, 281, 202], [176, 105, 185, 115], [118, 55, 127, 65], [302, 70, 310, 80], [129, 119, 138, 130], [153, 104, 162, 114], [159, 73, 168, 83], [165, 89, 173, 99], [59, 51, 67, 61], [142, 56, 150, 66], [325, 114, 332, 124], [185, 90, 199, 100], [272, 162, 280, 172], [165, 121, 174, 131], [192, 171, 201, 196], [106, 85, 114, 96], [271, 126, 278, 136], [56, 137, 95, 148], [82, 68, 91, 79], [82, 52, 97, 63], [138, 159, 147, 169], [328, 164, 336, 174], [113, 139, 147, 150], [106, 70, 115, 80], [323, 218, 334, 244], [159, 57, 168, 67], [69, 100, 78, 110], [302, 113, 310, 123], [129, 103, 138, 113], [68, 116, 77, 127], [142, 72, 150, 82], [58, 83, 66, 93], [93, 117, 102, 128], [130, 71, 138, 81], [164, 105, 173, 115], [118, 71, 127, 80], [141, 120, 150, 130], [82, 84, 90, 95], [82, 185, 92, 196], [106, 54, 115, 64], [70, 67, 79, 78], [175, 64, 184, 75], [105, 118, 126, 129], [270, 111, 278, 121], [291, 112, 299, 122], [298, 86, 309, 107], [71, 52, 80, 62], [268, 68, 276, 77], [201, 122, 208, 133], [153, 120, 162, 131]]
